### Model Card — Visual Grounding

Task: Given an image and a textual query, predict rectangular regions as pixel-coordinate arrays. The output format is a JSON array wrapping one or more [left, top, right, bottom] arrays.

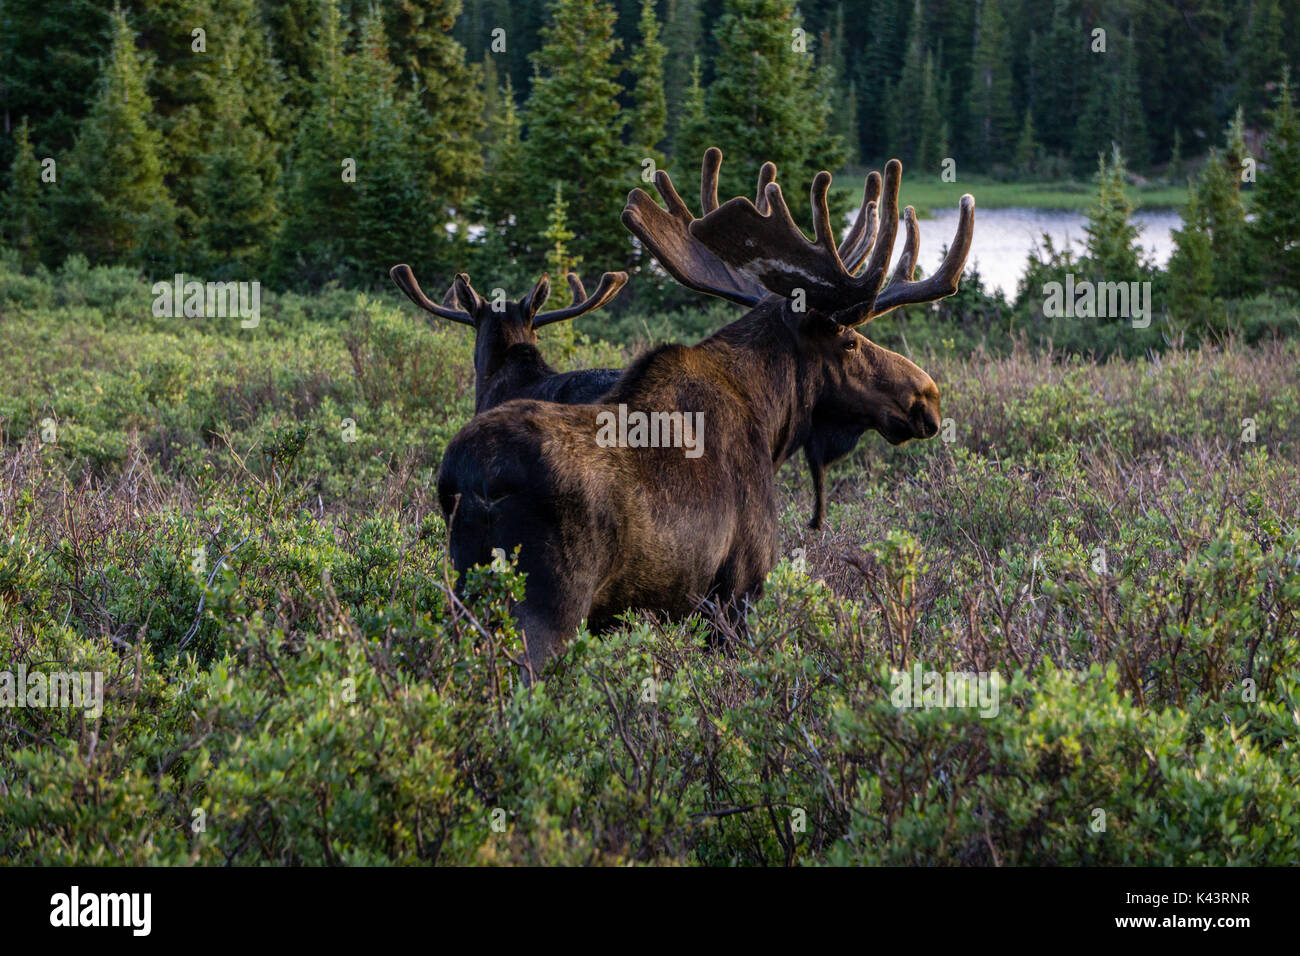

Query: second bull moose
[[437, 151, 974, 675]]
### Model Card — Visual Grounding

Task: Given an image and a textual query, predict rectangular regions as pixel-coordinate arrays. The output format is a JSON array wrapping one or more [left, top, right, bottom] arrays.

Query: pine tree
[[0, 0, 111, 171], [674, 56, 712, 178], [57, 9, 176, 268], [705, 0, 844, 224], [138, 0, 287, 257], [193, 52, 282, 278], [629, 0, 668, 165], [1, 119, 45, 270], [522, 0, 627, 268], [1084, 146, 1141, 280], [1250, 71, 1300, 289], [1242, 0, 1286, 117], [276, 5, 434, 286], [661, 0, 703, 151], [382, 0, 483, 209], [1167, 190, 1216, 322], [966, 0, 1015, 169], [1014, 109, 1038, 177]]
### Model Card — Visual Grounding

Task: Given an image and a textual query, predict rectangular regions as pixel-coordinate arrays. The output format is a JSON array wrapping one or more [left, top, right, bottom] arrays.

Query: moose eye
[[841, 338, 858, 352]]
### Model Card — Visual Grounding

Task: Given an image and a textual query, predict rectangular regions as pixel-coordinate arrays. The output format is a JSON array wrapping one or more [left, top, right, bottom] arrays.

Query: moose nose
[[910, 400, 939, 439]]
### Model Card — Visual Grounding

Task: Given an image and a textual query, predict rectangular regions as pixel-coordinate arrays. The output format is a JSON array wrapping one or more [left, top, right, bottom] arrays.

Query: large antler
[[621, 148, 772, 306], [689, 158, 974, 323], [389, 264, 474, 326], [390, 264, 627, 328], [533, 271, 630, 327]]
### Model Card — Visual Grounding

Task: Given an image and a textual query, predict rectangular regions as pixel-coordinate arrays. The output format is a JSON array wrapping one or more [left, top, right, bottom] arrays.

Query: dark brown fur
[[439, 155, 972, 674], [390, 266, 626, 412]]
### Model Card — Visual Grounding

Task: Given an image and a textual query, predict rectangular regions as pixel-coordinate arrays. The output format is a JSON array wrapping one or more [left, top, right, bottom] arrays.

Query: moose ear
[[452, 273, 484, 317], [524, 274, 551, 319]]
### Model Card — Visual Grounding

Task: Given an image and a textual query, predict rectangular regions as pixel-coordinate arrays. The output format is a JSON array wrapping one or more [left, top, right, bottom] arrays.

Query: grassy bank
[[835, 175, 1190, 217], [2, 262, 1298, 865]]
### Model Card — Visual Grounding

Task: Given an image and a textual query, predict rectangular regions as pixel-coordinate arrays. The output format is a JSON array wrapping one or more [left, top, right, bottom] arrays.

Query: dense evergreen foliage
[[3, 0, 1297, 294]]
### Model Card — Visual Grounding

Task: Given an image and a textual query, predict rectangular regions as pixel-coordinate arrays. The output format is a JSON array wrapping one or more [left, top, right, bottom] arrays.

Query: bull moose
[[438, 152, 974, 675], [388, 265, 628, 412], [623, 148, 915, 530]]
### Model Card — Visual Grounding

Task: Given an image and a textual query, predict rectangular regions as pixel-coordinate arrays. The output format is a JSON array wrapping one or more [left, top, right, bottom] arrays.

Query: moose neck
[[473, 320, 552, 411], [700, 299, 820, 470]]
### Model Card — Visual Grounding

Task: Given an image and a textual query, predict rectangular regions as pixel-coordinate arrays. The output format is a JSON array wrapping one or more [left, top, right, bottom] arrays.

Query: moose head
[[389, 265, 628, 411], [623, 149, 972, 526], [438, 150, 973, 675]]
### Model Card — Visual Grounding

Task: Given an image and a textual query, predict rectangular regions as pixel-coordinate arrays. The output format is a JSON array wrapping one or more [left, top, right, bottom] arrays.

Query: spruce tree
[[888, 0, 927, 166], [629, 0, 668, 166], [1250, 71, 1300, 289], [543, 183, 580, 307], [0, 0, 111, 170], [1014, 109, 1038, 177], [476, 76, 530, 264], [1027, 1, 1081, 159], [138, 0, 287, 257], [193, 52, 282, 278], [58, 9, 176, 269], [966, 0, 1015, 169], [917, 52, 945, 173], [2, 118, 45, 270], [859, 0, 903, 161], [1167, 190, 1216, 323], [674, 56, 712, 179], [276, 6, 433, 286], [1084, 146, 1141, 280], [705, 0, 844, 224], [1242, 0, 1285, 117], [660, 0, 703, 152], [522, 0, 627, 268], [383, 0, 483, 209]]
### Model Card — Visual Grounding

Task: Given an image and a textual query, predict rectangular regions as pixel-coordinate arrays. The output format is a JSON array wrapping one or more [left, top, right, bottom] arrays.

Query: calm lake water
[[850, 207, 1184, 298]]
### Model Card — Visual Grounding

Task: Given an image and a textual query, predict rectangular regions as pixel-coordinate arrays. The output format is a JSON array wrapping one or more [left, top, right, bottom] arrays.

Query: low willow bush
[[2, 262, 1298, 864]]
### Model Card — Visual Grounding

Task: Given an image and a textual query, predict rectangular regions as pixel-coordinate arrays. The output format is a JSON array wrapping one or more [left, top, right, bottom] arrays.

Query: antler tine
[[390, 264, 474, 326], [755, 161, 777, 215], [621, 151, 767, 306], [564, 272, 587, 304], [701, 147, 723, 214], [872, 193, 976, 314], [533, 271, 629, 327], [887, 206, 920, 287], [844, 201, 879, 275], [837, 170, 881, 266], [858, 159, 902, 296], [810, 171, 845, 267]]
